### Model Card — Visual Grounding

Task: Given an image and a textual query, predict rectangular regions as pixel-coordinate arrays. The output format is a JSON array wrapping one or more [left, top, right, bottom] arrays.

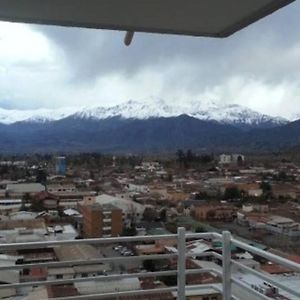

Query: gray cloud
[[0, 1, 299, 117], [33, 1, 299, 85]]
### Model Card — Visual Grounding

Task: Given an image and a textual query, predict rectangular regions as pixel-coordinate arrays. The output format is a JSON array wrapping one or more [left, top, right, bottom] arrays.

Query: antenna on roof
[[124, 31, 135, 46]]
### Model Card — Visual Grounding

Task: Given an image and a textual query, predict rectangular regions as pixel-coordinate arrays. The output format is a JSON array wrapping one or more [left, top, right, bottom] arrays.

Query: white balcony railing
[[0, 228, 299, 300]]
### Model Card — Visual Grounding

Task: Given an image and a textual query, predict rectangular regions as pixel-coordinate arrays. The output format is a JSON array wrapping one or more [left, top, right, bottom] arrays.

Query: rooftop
[[54, 244, 101, 261]]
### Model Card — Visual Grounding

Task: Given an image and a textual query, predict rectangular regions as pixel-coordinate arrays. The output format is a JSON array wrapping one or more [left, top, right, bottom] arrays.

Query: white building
[[95, 194, 146, 221], [219, 154, 245, 165], [9, 211, 38, 220], [219, 154, 232, 165], [0, 199, 22, 214], [6, 183, 45, 196], [47, 184, 76, 194], [124, 183, 149, 194], [266, 216, 300, 237]]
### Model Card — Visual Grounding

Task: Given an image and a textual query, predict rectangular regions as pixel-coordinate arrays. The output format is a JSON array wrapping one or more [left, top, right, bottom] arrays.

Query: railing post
[[177, 227, 186, 300], [222, 231, 232, 300]]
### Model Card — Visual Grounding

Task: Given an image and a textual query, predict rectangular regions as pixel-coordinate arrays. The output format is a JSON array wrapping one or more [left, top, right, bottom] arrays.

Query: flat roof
[[0, 0, 294, 37], [54, 244, 101, 261]]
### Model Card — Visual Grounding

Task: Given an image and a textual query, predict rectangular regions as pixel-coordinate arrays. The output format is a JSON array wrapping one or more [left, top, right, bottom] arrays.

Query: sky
[[0, 2, 299, 119]]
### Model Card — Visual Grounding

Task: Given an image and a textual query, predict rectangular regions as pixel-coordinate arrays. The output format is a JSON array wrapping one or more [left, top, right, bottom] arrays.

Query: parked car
[[113, 245, 123, 251]]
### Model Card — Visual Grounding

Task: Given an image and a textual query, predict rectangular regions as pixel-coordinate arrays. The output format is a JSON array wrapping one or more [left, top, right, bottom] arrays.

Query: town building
[[219, 154, 245, 165], [193, 203, 236, 221], [79, 200, 123, 238], [6, 183, 45, 197], [55, 156, 66, 176], [33, 191, 59, 210], [0, 199, 22, 215]]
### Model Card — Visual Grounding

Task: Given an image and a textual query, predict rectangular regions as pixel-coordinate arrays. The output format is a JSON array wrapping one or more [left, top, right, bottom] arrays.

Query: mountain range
[[0, 99, 287, 128], [0, 99, 298, 153]]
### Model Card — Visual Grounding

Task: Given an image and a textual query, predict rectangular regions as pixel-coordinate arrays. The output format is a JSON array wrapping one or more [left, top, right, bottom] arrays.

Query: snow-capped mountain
[[0, 107, 78, 124], [290, 113, 300, 122], [0, 99, 296, 153], [0, 99, 288, 128], [65, 98, 289, 129]]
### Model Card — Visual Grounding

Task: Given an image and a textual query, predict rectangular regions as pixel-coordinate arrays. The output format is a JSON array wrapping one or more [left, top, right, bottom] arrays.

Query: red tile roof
[[261, 263, 292, 274]]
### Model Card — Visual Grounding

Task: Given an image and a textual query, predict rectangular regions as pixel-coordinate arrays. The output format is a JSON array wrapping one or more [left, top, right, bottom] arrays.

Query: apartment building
[[6, 183, 45, 198], [47, 184, 76, 194], [0, 199, 22, 214], [219, 154, 245, 165], [193, 203, 236, 221], [79, 201, 123, 238]]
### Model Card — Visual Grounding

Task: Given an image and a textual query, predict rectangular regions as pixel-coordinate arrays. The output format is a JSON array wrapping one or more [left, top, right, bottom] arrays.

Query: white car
[[113, 245, 123, 251]]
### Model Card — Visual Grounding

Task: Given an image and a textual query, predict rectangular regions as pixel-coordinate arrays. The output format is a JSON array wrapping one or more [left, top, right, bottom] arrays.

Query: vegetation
[[176, 149, 214, 168], [224, 187, 241, 200]]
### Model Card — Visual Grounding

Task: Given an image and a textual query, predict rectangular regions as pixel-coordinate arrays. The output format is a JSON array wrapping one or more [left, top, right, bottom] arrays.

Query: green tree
[[30, 200, 45, 212], [159, 209, 167, 222], [167, 172, 173, 182], [142, 207, 157, 222], [260, 181, 271, 194], [143, 260, 155, 272], [186, 149, 194, 163], [36, 168, 47, 185], [195, 225, 206, 233], [207, 210, 216, 220], [224, 187, 241, 200], [176, 149, 185, 166]]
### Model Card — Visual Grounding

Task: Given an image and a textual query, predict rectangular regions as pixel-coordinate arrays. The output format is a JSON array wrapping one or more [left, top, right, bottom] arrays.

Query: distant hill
[[0, 99, 295, 153], [0, 115, 240, 153], [238, 119, 300, 151], [0, 99, 287, 131], [0, 114, 296, 153]]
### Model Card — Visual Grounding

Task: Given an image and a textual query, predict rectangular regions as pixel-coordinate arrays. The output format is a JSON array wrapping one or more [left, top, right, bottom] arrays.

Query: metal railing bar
[[222, 231, 232, 300], [212, 252, 223, 260], [0, 232, 216, 251], [186, 232, 221, 240], [177, 227, 186, 300], [0, 253, 178, 271], [0, 252, 216, 271], [0, 268, 216, 290], [231, 238, 300, 273], [52, 286, 178, 300], [0, 230, 298, 300], [52, 283, 221, 300], [168, 283, 223, 300], [186, 268, 222, 277], [0, 234, 179, 251], [231, 277, 275, 300], [186, 251, 215, 258], [231, 259, 300, 298], [0, 270, 178, 289]]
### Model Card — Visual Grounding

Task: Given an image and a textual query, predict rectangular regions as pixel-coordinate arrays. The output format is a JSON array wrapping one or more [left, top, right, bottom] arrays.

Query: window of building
[[23, 269, 30, 276]]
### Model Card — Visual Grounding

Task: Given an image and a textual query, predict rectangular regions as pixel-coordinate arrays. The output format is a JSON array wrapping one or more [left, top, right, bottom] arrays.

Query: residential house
[[34, 191, 59, 210]]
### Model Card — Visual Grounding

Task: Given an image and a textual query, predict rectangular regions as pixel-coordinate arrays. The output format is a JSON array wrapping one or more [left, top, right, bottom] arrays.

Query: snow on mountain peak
[[0, 107, 78, 124], [71, 98, 287, 127], [0, 99, 288, 127]]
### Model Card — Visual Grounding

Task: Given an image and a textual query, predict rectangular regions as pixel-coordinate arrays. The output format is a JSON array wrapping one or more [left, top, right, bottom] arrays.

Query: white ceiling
[[0, 0, 294, 37]]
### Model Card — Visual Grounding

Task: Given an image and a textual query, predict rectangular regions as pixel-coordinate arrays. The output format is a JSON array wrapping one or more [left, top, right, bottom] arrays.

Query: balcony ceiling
[[0, 0, 294, 37]]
